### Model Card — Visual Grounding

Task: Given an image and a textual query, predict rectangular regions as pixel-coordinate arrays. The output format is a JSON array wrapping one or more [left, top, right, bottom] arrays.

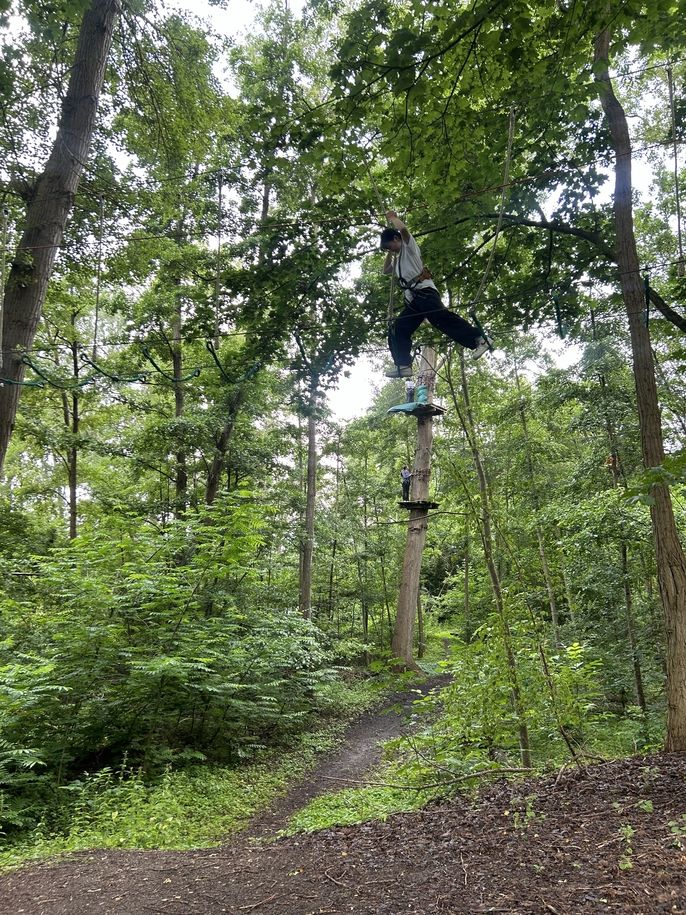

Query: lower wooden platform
[[398, 500, 440, 510]]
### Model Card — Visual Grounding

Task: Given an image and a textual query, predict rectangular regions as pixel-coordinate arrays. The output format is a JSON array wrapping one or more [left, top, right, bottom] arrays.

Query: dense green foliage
[[0, 0, 684, 864]]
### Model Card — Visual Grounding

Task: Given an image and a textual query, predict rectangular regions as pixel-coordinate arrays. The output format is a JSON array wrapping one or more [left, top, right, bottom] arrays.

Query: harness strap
[[396, 264, 433, 291]]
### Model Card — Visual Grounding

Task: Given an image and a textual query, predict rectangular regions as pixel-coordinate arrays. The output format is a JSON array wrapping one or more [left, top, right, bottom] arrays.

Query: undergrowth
[[0, 674, 388, 871]]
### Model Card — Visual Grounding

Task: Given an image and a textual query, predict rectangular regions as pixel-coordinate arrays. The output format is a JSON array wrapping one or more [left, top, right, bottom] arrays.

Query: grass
[[0, 648, 451, 870], [281, 772, 441, 835], [0, 674, 390, 871]]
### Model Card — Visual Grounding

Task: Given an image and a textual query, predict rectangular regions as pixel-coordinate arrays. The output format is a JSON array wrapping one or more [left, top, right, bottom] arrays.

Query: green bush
[[0, 497, 341, 832]]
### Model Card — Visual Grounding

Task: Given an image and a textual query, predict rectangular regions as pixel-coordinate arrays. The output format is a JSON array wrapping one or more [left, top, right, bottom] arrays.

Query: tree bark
[[416, 590, 425, 659], [299, 375, 318, 619], [205, 391, 244, 505], [392, 347, 437, 667], [68, 338, 79, 540], [0, 0, 121, 473], [595, 26, 686, 749], [172, 309, 187, 519], [600, 373, 647, 714]]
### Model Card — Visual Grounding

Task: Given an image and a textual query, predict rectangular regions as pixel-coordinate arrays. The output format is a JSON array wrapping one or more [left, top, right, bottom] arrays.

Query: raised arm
[[386, 210, 411, 243]]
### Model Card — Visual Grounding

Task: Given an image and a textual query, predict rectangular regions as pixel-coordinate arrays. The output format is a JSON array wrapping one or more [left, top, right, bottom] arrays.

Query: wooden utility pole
[[391, 347, 442, 667]]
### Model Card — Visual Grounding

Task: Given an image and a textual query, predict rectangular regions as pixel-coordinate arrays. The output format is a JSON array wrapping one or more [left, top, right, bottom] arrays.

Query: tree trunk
[[392, 347, 437, 667], [448, 349, 531, 768], [621, 542, 647, 713], [172, 310, 187, 518], [417, 590, 425, 659], [68, 339, 79, 540], [463, 518, 471, 642], [0, 0, 121, 473], [595, 27, 686, 750], [205, 391, 244, 505], [601, 377, 648, 714], [514, 388, 562, 648], [299, 375, 318, 619]]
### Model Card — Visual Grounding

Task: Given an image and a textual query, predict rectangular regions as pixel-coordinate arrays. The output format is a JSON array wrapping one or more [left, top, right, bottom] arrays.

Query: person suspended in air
[[400, 464, 412, 501], [380, 211, 490, 378]]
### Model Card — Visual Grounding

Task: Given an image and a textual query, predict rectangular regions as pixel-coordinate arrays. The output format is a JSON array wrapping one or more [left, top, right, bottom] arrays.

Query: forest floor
[[2, 678, 685, 915]]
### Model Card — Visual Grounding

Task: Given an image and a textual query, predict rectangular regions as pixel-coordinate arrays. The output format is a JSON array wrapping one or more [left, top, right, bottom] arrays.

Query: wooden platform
[[387, 402, 446, 417], [398, 500, 440, 510]]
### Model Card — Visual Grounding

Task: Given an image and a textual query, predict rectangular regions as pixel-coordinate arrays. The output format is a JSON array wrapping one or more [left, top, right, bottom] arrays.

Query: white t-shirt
[[394, 233, 437, 301]]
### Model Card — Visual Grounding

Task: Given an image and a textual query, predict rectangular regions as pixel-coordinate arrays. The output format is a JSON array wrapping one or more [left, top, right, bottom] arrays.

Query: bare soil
[[2, 681, 685, 915]]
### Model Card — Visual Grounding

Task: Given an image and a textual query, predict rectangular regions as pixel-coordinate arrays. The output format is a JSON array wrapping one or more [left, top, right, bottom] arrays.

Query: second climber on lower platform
[[400, 465, 412, 501], [380, 210, 490, 378]]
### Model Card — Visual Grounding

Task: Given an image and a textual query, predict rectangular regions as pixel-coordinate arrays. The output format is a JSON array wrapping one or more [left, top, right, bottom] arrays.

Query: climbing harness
[[396, 259, 433, 293]]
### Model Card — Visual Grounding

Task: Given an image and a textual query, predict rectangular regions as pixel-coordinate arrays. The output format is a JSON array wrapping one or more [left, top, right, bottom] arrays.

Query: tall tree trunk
[[299, 375, 318, 619], [68, 339, 79, 540], [392, 347, 437, 668], [514, 386, 562, 648], [205, 390, 244, 505], [0, 0, 121, 473], [595, 28, 686, 750], [463, 518, 472, 642], [416, 591, 425, 659], [621, 542, 647, 713], [172, 310, 187, 518], [600, 377, 648, 713], [448, 350, 531, 767], [57, 321, 80, 540], [372, 495, 393, 647]]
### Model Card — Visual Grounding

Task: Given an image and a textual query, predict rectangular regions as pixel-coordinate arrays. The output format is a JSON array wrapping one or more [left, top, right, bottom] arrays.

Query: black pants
[[402, 480, 411, 500], [388, 287, 481, 367]]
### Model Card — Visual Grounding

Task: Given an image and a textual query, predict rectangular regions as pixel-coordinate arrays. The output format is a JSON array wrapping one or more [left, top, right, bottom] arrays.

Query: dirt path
[[243, 674, 448, 841], [3, 681, 686, 915], [0, 675, 449, 915]]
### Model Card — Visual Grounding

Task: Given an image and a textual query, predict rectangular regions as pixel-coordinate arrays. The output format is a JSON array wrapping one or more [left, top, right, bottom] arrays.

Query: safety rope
[[386, 256, 396, 323], [551, 293, 565, 338], [141, 346, 202, 382], [80, 352, 148, 384], [470, 107, 516, 311], [21, 354, 96, 390], [0, 207, 7, 372], [364, 160, 387, 216]]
